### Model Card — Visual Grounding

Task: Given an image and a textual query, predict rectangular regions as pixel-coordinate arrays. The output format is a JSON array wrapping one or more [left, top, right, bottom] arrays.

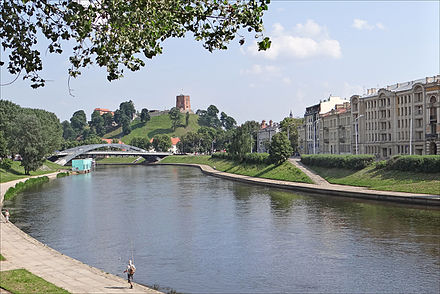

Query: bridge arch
[[53, 144, 164, 166]]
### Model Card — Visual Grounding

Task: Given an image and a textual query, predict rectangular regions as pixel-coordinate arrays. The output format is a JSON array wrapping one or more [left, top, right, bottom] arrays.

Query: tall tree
[[169, 107, 182, 131], [279, 117, 303, 152], [0, 100, 21, 154], [61, 120, 76, 140], [268, 132, 293, 164], [120, 100, 136, 120], [1, 1, 271, 88], [70, 110, 87, 134], [140, 108, 151, 123], [197, 105, 221, 129], [90, 110, 105, 136], [120, 114, 131, 135], [228, 126, 253, 160], [102, 112, 114, 131], [185, 112, 190, 127], [11, 109, 63, 174]]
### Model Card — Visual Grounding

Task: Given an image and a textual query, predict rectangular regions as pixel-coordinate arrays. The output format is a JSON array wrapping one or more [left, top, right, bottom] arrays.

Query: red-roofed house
[[95, 108, 114, 116], [101, 138, 122, 144]]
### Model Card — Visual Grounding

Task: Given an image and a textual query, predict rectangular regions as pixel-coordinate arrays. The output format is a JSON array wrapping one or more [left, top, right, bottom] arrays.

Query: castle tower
[[176, 94, 191, 113]]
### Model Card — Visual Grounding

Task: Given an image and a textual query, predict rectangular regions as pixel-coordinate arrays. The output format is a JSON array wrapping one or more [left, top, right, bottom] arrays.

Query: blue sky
[[1, 1, 439, 124]]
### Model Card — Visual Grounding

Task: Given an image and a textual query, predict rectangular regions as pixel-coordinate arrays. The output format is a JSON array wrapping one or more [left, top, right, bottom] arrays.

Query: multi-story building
[[351, 75, 440, 158], [319, 102, 352, 154], [299, 96, 349, 154], [257, 120, 280, 153]]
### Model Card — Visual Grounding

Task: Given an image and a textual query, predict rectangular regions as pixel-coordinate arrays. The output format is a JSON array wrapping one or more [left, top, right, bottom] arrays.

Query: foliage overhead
[[1, 0, 271, 88]]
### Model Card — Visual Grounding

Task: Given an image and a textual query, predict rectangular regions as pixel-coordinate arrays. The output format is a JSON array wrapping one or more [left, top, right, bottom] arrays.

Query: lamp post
[[355, 115, 364, 155]]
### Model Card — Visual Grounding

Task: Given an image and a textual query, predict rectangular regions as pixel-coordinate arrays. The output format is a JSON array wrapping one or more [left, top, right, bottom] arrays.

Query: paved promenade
[[158, 162, 440, 206], [1, 173, 161, 294]]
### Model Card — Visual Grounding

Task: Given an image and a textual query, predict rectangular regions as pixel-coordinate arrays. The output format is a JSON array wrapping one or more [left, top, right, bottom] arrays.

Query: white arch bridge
[[50, 144, 171, 166]]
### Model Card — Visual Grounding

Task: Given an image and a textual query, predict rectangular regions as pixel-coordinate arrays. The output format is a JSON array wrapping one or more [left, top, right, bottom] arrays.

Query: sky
[[1, 1, 439, 124]]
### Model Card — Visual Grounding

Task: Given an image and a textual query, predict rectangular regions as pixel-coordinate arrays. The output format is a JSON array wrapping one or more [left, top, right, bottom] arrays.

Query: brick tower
[[176, 94, 191, 113]]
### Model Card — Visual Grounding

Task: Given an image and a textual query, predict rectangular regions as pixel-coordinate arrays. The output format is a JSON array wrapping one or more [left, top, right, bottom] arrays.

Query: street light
[[355, 115, 364, 155]]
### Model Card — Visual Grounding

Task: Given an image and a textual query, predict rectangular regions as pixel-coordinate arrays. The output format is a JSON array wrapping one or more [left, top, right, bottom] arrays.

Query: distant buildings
[[257, 120, 280, 153], [298, 75, 440, 158]]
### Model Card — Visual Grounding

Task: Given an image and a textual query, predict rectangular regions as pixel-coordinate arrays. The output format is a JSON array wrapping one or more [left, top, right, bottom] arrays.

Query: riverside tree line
[[0, 99, 302, 174]]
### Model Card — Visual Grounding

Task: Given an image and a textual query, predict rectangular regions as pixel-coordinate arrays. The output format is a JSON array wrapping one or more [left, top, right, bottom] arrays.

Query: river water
[[4, 165, 440, 293]]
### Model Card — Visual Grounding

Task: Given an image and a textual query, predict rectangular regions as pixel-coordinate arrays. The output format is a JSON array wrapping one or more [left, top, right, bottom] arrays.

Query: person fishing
[[123, 259, 136, 289]]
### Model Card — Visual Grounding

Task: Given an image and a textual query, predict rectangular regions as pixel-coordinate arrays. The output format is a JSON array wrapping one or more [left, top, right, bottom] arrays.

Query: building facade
[[351, 75, 440, 158], [299, 96, 349, 154], [319, 102, 352, 154], [257, 120, 280, 153]]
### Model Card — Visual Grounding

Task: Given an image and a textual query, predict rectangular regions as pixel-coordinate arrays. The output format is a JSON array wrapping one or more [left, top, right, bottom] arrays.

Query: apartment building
[[351, 75, 440, 158], [299, 96, 349, 154], [257, 120, 280, 153], [319, 102, 352, 154]]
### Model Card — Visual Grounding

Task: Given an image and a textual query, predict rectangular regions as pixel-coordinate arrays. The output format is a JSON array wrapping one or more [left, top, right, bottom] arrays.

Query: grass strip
[[160, 155, 313, 184], [0, 269, 69, 294], [96, 156, 145, 164], [306, 165, 440, 195], [4, 177, 49, 201], [0, 160, 65, 183], [0, 254, 5, 261]]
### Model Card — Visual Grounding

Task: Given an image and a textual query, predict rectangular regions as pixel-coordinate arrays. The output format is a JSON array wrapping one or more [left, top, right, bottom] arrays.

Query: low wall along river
[[3, 165, 440, 293]]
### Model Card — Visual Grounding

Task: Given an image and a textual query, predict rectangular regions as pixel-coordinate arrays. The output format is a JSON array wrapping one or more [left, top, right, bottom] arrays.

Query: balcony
[[430, 115, 437, 122], [425, 134, 438, 140]]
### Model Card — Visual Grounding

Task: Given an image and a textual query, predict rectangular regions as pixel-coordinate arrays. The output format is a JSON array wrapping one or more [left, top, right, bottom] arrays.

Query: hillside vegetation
[[103, 113, 200, 142]]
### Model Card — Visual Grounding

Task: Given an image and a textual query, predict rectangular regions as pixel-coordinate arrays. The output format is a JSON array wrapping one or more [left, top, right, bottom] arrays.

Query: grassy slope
[[95, 156, 145, 164], [0, 160, 65, 183], [307, 165, 440, 195], [104, 113, 200, 142], [160, 155, 313, 184], [0, 269, 69, 294]]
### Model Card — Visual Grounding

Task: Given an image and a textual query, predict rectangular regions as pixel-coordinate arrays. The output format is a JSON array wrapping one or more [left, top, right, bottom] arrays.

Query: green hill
[[103, 113, 201, 143]]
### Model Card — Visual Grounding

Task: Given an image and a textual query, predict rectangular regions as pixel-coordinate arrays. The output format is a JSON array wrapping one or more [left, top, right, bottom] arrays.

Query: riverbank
[[0, 160, 65, 183], [0, 173, 162, 294], [156, 161, 440, 206]]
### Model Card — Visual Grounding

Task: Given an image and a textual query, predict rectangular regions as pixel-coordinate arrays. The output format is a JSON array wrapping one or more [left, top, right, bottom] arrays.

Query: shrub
[[243, 153, 270, 165], [56, 172, 70, 178], [212, 152, 270, 165], [386, 155, 440, 173], [301, 154, 374, 170], [374, 160, 387, 170], [0, 158, 13, 170], [4, 176, 49, 200]]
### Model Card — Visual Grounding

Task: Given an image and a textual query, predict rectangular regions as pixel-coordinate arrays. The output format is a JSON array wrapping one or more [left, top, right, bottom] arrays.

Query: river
[[3, 165, 439, 293]]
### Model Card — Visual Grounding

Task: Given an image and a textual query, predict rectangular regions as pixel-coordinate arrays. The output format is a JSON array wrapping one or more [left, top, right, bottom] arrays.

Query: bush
[[212, 152, 270, 165], [301, 154, 375, 170], [56, 172, 70, 178], [4, 176, 49, 200], [0, 158, 13, 170], [374, 160, 387, 170], [385, 155, 440, 173], [243, 153, 270, 165]]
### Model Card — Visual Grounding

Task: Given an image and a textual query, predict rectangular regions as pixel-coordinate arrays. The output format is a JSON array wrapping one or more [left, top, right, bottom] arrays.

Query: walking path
[[1, 173, 161, 294], [288, 158, 329, 186]]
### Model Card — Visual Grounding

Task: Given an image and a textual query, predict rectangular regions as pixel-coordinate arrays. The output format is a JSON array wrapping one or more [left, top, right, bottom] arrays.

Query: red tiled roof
[[171, 137, 180, 145]]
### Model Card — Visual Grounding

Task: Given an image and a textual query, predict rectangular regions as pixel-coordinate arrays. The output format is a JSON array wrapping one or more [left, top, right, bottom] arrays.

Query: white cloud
[[282, 77, 292, 85], [246, 20, 341, 60], [352, 19, 385, 30]]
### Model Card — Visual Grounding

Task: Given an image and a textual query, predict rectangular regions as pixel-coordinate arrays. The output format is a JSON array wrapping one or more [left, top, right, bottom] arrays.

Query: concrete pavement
[[1, 173, 161, 294]]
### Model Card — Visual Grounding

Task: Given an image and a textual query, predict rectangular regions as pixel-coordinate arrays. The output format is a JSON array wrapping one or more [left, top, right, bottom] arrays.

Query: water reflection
[[4, 165, 439, 293]]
